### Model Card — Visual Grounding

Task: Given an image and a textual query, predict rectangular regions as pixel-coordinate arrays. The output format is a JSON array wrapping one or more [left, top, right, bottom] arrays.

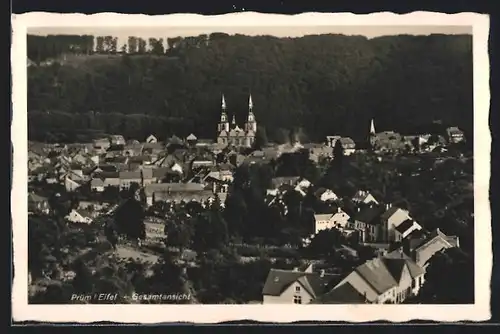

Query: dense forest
[[27, 33, 473, 143]]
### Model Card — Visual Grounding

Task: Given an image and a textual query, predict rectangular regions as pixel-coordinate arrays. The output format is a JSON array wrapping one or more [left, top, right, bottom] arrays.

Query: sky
[[30, 26, 472, 48]]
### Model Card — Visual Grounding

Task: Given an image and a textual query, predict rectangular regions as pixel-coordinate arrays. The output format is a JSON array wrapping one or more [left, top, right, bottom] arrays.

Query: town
[[28, 94, 474, 304]]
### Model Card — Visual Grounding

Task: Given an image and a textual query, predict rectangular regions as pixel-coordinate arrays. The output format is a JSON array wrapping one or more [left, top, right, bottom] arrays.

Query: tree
[[165, 212, 194, 253], [72, 258, 94, 294], [114, 199, 146, 240], [27, 34, 473, 144], [333, 139, 345, 172], [413, 248, 474, 303], [192, 197, 229, 253], [253, 127, 268, 150]]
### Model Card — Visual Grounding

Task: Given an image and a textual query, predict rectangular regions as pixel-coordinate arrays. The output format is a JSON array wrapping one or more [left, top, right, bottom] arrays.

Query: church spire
[[222, 94, 227, 110], [249, 94, 253, 110], [370, 118, 376, 135], [231, 114, 236, 125]]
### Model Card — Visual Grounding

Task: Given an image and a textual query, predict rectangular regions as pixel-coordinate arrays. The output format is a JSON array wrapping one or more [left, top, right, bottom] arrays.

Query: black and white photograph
[[12, 12, 491, 323]]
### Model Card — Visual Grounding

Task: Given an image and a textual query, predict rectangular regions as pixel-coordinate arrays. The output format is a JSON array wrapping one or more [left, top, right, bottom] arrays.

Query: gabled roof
[[28, 193, 48, 203], [380, 206, 408, 221], [354, 205, 384, 225], [186, 133, 197, 141], [311, 282, 366, 304], [384, 251, 426, 279], [262, 269, 337, 298], [354, 258, 398, 294]]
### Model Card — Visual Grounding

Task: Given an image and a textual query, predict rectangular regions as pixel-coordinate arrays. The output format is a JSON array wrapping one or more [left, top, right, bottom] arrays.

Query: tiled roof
[[311, 282, 366, 304], [354, 258, 398, 294], [354, 205, 384, 225], [119, 171, 142, 179], [144, 182, 205, 196], [262, 269, 337, 298]]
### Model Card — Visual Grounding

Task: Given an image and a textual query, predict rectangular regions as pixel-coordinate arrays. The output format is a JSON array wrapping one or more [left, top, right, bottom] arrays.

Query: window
[[293, 296, 302, 304], [295, 286, 301, 292]]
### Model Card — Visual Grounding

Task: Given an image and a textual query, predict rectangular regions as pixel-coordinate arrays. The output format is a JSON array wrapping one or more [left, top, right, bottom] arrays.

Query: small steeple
[[249, 94, 253, 110], [370, 118, 376, 135], [222, 94, 227, 110], [231, 114, 236, 125]]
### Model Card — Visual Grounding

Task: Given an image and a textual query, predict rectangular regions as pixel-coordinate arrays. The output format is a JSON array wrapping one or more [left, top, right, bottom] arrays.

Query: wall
[[263, 281, 314, 304]]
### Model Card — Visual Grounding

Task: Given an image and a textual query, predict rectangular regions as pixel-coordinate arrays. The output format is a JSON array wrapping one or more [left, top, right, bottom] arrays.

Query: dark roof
[[96, 165, 118, 172], [311, 282, 366, 304], [395, 219, 415, 234], [380, 206, 402, 221], [262, 269, 336, 298], [384, 251, 426, 278], [98, 171, 120, 179], [354, 258, 398, 295], [354, 205, 384, 225]]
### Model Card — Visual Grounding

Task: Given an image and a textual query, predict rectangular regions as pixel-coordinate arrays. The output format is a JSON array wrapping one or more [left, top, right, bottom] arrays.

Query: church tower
[[369, 118, 377, 148], [245, 94, 257, 133], [217, 94, 229, 132]]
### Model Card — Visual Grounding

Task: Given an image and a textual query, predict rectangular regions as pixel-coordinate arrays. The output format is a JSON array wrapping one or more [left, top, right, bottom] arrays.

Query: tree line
[[28, 33, 473, 144]]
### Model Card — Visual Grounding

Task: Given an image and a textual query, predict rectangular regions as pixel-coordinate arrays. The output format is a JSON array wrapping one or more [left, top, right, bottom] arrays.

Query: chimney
[[293, 267, 299, 272], [320, 269, 325, 278], [337, 207, 341, 213]]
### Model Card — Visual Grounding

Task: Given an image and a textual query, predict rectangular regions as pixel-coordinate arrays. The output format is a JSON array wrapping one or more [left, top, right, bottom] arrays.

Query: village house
[[119, 172, 142, 190], [90, 178, 105, 192], [349, 204, 385, 243], [109, 135, 126, 146], [186, 133, 198, 146], [313, 207, 351, 234], [146, 134, 158, 143], [314, 187, 339, 202], [262, 264, 339, 304], [123, 143, 144, 157], [64, 175, 82, 192], [331, 252, 425, 304], [325, 136, 356, 155], [28, 192, 50, 214], [267, 176, 301, 196], [65, 209, 93, 224], [446, 126, 465, 144], [351, 190, 379, 206], [380, 204, 418, 243], [93, 138, 111, 153], [404, 228, 460, 267], [143, 182, 212, 207]]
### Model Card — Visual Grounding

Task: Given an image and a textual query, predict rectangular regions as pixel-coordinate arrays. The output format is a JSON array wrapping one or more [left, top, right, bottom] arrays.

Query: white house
[[66, 209, 93, 224], [380, 204, 414, 243], [315, 188, 339, 202], [314, 207, 351, 234], [262, 265, 338, 304], [65, 176, 82, 192], [146, 134, 158, 143], [352, 190, 379, 205]]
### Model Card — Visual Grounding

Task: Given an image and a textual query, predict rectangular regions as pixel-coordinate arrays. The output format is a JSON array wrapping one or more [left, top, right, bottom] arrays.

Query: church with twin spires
[[216, 94, 257, 148]]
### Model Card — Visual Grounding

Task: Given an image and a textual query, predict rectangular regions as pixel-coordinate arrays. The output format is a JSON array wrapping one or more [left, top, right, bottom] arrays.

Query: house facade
[[262, 265, 337, 304], [332, 254, 425, 304]]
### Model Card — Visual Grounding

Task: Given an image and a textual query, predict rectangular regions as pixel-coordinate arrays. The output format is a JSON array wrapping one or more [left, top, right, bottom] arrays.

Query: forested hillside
[[27, 33, 473, 143]]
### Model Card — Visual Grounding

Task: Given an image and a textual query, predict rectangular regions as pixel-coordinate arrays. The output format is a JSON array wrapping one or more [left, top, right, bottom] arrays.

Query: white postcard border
[[11, 11, 491, 323]]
